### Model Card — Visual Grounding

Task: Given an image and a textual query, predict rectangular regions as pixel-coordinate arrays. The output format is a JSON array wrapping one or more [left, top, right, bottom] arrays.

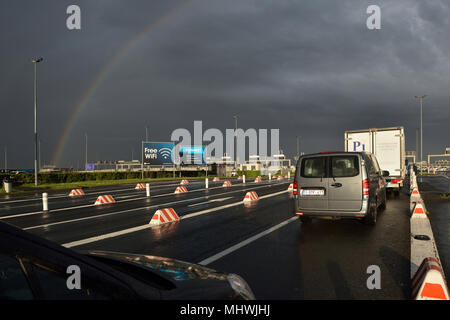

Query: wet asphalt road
[[1, 177, 412, 299], [417, 175, 450, 280]]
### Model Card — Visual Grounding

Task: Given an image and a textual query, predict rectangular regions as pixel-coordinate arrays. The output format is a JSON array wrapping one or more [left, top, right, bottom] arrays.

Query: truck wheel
[[364, 203, 377, 226], [300, 216, 312, 224]]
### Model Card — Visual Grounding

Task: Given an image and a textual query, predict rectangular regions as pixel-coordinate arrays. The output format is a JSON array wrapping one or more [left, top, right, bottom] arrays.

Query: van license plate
[[301, 189, 324, 196]]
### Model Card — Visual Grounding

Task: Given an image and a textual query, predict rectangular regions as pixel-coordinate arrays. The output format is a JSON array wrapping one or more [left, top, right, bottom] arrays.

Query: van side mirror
[[381, 170, 389, 177]]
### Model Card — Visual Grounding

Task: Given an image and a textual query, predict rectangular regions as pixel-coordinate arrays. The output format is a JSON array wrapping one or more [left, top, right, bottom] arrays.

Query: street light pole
[[233, 115, 238, 169], [85, 132, 88, 170], [31, 57, 43, 186], [415, 95, 427, 180], [145, 126, 148, 142], [38, 139, 41, 172]]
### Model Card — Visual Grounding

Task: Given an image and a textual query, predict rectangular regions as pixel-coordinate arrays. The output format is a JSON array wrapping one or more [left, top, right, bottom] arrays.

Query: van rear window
[[301, 157, 327, 178], [330, 156, 359, 177]]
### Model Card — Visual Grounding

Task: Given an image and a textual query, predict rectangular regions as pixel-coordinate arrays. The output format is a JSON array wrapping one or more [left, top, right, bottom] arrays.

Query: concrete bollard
[[146, 183, 150, 197], [42, 193, 48, 211], [288, 172, 291, 179], [243, 175, 246, 184], [205, 178, 209, 189], [269, 173, 271, 181]]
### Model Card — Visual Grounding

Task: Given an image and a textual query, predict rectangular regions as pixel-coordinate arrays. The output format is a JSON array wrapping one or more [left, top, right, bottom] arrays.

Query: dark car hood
[[84, 250, 239, 299], [85, 250, 229, 281]]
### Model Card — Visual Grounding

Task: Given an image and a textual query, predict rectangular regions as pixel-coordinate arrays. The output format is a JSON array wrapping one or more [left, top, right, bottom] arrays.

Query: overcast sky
[[1, 0, 449, 168]]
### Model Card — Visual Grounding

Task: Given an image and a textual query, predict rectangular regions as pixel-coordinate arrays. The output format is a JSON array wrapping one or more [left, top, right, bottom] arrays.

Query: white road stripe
[[62, 189, 289, 248], [198, 216, 298, 266]]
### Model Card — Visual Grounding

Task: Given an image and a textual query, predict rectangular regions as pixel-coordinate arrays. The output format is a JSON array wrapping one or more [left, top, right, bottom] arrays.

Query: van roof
[[300, 151, 372, 157]]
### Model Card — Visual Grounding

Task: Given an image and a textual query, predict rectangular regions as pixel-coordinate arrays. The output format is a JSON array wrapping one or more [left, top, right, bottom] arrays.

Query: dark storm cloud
[[1, 0, 449, 168]]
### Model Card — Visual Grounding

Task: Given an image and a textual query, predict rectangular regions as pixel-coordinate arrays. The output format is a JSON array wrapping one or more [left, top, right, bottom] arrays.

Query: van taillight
[[362, 179, 369, 195], [293, 180, 298, 195]]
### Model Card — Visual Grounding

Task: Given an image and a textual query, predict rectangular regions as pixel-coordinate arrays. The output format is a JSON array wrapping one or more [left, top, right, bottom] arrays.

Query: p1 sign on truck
[[345, 127, 406, 195]]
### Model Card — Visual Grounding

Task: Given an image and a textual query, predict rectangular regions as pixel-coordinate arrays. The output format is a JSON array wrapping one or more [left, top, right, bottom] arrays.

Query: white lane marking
[[187, 197, 233, 207], [22, 184, 284, 229], [182, 190, 287, 220], [62, 189, 289, 248], [198, 216, 298, 266], [1, 179, 281, 220]]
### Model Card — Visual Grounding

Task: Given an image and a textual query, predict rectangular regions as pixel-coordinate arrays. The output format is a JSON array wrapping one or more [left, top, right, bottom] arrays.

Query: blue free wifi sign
[[143, 142, 174, 165]]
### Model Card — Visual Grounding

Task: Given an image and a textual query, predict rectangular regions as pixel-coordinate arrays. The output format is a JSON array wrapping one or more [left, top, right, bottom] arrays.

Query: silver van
[[293, 151, 388, 225]]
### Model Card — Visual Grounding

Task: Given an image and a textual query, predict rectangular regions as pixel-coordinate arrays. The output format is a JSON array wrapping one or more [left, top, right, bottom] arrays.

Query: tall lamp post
[[31, 57, 43, 186], [85, 132, 88, 170], [233, 115, 238, 169], [414, 95, 427, 179]]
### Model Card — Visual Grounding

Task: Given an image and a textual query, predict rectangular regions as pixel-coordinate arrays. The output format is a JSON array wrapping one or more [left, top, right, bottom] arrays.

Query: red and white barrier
[[135, 183, 146, 190], [213, 177, 220, 182], [277, 176, 283, 180], [254, 177, 262, 183], [180, 179, 189, 185], [69, 189, 85, 197], [94, 195, 115, 205], [149, 208, 180, 226], [243, 191, 259, 202], [412, 257, 449, 300], [287, 183, 294, 191], [411, 202, 427, 219], [411, 187, 421, 198], [237, 176, 242, 180], [174, 186, 188, 194], [223, 180, 232, 187]]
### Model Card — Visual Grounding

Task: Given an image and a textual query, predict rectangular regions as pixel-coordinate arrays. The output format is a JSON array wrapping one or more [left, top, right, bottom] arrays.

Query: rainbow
[[51, 0, 200, 166]]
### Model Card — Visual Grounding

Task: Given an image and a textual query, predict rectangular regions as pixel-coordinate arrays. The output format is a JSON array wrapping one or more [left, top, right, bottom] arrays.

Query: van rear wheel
[[364, 203, 377, 226]]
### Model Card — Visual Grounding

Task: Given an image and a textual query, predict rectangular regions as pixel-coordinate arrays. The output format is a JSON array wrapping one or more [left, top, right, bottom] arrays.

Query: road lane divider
[[149, 208, 180, 225], [0, 180, 205, 205], [174, 186, 188, 194], [222, 181, 232, 187], [3, 179, 286, 220], [24, 184, 286, 230], [243, 191, 258, 202], [198, 216, 298, 266], [412, 257, 449, 300], [62, 189, 289, 248], [135, 183, 146, 190], [69, 189, 85, 197], [409, 168, 449, 299], [94, 195, 116, 205]]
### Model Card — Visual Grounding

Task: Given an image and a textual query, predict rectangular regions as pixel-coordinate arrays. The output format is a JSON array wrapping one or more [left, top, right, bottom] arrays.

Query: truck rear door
[[373, 129, 402, 178], [346, 132, 372, 152]]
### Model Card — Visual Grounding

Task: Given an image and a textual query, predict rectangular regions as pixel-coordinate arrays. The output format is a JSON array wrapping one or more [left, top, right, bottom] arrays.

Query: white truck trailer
[[345, 126, 406, 196]]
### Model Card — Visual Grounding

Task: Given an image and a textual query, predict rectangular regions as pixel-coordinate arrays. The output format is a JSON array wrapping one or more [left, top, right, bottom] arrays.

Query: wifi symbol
[[159, 148, 172, 159]]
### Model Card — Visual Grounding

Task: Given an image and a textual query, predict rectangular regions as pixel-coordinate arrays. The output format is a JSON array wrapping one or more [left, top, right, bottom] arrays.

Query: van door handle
[[331, 183, 342, 187]]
